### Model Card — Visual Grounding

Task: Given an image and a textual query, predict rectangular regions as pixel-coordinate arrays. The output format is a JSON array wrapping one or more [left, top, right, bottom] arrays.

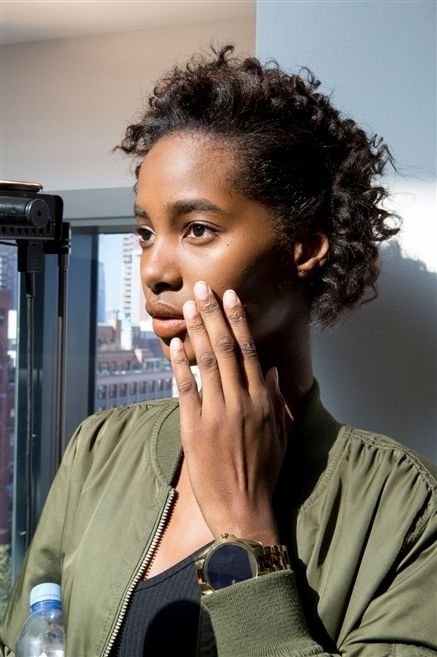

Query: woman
[[1, 46, 436, 657]]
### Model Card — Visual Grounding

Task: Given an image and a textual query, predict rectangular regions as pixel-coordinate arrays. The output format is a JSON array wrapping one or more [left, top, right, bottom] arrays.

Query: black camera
[[0, 179, 63, 239], [0, 180, 66, 273]]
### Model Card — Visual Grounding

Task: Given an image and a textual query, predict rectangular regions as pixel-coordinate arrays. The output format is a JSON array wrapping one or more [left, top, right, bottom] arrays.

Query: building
[[97, 261, 106, 324], [0, 247, 17, 546], [95, 319, 173, 411]]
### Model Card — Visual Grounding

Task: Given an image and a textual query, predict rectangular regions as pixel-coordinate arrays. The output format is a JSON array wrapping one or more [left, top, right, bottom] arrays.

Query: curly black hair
[[118, 45, 399, 326]]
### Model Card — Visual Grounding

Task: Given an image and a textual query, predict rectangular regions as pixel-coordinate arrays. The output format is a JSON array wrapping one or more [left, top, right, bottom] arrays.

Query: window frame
[[12, 187, 136, 578]]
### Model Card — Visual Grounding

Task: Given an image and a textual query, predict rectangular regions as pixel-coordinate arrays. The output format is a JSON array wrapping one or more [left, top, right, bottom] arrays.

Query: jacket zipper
[[101, 487, 176, 657]]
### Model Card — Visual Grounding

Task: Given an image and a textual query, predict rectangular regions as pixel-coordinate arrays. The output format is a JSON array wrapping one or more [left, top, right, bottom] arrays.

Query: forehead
[[137, 132, 238, 195]]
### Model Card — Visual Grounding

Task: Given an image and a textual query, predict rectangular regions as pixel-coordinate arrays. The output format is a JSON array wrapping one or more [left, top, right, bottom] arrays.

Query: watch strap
[[253, 542, 291, 575], [196, 533, 291, 595]]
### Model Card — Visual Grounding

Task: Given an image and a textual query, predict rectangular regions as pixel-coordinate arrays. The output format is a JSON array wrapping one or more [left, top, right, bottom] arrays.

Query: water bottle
[[16, 582, 65, 657]]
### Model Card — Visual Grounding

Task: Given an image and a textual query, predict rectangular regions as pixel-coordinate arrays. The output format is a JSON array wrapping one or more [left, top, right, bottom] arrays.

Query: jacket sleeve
[[200, 509, 437, 657], [0, 421, 87, 656]]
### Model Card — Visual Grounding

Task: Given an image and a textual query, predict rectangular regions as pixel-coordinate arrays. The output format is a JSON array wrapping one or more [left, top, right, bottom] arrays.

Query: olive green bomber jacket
[[1, 383, 436, 656]]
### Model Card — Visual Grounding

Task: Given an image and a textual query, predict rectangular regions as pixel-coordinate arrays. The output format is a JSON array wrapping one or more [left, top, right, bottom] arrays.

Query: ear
[[293, 231, 329, 278]]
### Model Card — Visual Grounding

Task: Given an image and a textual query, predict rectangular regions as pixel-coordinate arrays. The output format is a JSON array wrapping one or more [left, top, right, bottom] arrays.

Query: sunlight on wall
[[387, 178, 437, 273]]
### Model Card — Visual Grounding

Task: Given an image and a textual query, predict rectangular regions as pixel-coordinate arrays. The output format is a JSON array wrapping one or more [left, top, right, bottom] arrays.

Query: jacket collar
[[279, 379, 342, 508], [154, 398, 183, 484]]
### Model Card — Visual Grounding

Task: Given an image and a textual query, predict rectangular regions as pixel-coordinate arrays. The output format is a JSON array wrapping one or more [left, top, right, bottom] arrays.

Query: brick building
[[95, 319, 173, 411]]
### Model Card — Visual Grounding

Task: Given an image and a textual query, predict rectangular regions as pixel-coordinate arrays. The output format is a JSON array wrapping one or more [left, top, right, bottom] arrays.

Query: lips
[[151, 316, 187, 340], [146, 302, 187, 340]]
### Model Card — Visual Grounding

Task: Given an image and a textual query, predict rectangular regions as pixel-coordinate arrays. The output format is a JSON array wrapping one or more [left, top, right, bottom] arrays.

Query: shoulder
[[330, 425, 436, 540], [73, 396, 179, 448], [298, 423, 436, 588], [341, 425, 436, 489], [61, 397, 180, 478]]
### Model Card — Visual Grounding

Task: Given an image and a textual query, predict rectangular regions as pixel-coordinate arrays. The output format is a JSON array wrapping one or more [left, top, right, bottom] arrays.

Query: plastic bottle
[[16, 582, 65, 657]]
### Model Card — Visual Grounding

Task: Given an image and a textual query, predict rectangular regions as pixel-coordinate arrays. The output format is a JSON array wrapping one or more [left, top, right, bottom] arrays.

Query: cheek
[[204, 250, 273, 298], [234, 251, 287, 302], [243, 290, 291, 342], [235, 258, 299, 338]]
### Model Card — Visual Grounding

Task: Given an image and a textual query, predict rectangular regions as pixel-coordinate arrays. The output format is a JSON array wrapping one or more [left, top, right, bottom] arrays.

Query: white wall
[[1, 17, 255, 190], [257, 1, 436, 459]]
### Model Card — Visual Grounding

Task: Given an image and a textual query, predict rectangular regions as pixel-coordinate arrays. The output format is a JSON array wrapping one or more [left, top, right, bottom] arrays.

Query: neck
[[277, 350, 314, 419], [259, 323, 314, 419]]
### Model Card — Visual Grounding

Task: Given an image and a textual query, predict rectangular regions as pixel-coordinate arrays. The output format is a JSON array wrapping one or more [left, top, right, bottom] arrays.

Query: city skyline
[[98, 233, 147, 325]]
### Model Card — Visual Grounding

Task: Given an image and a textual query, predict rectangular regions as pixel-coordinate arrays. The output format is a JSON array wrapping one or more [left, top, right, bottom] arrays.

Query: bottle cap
[[29, 582, 61, 609]]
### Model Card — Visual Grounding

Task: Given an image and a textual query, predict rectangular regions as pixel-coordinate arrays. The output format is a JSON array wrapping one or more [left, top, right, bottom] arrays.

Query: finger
[[182, 295, 225, 401], [222, 289, 265, 395], [264, 367, 293, 440], [170, 337, 201, 411], [191, 282, 246, 396]]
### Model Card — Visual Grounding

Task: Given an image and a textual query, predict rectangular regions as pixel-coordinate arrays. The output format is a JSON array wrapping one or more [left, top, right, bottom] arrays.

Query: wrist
[[227, 527, 281, 545], [196, 533, 291, 596], [207, 506, 280, 545]]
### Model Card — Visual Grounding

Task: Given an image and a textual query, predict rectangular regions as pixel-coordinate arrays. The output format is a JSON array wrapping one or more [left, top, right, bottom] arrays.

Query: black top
[[110, 548, 207, 657]]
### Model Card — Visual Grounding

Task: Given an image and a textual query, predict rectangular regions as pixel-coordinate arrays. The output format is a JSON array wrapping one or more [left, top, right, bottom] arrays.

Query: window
[[95, 234, 174, 410], [147, 380, 155, 393], [0, 245, 18, 614], [6, 221, 179, 586], [6, 200, 177, 587], [97, 385, 107, 400]]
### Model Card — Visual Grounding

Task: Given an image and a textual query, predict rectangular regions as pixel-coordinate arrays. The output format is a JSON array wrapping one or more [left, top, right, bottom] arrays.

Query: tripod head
[[0, 180, 67, 273]]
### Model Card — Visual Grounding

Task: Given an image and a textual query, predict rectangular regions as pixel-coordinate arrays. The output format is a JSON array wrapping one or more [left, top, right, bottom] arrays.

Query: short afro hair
[[118, 45, 399, 326]]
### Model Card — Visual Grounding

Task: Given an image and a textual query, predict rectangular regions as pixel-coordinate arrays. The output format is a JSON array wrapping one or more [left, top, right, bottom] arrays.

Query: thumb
[[264, 367, 290, 441]]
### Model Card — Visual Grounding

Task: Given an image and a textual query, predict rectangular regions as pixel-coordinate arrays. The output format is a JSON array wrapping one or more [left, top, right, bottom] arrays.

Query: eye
[[185, 223, 216, 240], [136, 225, 155, 245]]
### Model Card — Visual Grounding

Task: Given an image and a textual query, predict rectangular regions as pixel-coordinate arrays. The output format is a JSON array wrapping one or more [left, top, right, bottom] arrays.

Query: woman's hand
[[170, 281, 289, 545]]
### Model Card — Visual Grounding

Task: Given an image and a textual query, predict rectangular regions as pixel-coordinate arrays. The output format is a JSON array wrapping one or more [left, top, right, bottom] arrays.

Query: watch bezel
[[203, 537, 260, 591], [196, 533, 291, 595]]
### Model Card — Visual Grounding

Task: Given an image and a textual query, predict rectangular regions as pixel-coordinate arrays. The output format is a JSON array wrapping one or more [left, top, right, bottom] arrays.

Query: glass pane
[[0, 244, 18, 615], [95, 234, 174, 411]]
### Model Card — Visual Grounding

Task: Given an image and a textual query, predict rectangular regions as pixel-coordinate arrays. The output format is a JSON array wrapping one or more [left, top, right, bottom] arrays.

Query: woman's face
[[135, 132, 308, 364]]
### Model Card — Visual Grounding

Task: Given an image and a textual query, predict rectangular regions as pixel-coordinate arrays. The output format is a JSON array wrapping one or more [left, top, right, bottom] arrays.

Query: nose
[[140, 237, 182, 294]]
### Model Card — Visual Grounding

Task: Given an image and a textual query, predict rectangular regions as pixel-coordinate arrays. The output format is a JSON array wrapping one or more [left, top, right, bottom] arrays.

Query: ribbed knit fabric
[[110, 548, 207, 657]]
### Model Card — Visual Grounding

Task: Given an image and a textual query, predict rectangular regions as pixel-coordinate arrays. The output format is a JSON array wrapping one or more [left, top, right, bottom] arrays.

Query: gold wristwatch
[[195, 532, 291, 595]]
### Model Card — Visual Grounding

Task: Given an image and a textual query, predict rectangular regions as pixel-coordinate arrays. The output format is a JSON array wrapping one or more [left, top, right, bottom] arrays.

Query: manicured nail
[[170, 337, 183, 353], [183, 300, 197, 319], [223, 289, 238, 307], [194, 281, 209, 301]]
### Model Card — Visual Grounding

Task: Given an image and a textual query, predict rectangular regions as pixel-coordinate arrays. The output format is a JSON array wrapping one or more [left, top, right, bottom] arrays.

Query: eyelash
[[185, 223, 216, 239], [135, 222, 217, 246], [136, 225, 154, 244]]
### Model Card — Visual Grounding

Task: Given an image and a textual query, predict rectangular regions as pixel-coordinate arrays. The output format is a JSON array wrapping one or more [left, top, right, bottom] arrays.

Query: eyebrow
[[133, 199, 223, 220], [134, 204, 149, 219]]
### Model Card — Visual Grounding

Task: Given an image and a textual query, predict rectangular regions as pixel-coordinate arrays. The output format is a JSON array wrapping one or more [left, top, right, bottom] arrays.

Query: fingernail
[[170, 337, 183, 353], [194, 281, 209, 300], [183, 300, 197, 319], [223, 289, 238, 307], [274, 367, 280, 388]]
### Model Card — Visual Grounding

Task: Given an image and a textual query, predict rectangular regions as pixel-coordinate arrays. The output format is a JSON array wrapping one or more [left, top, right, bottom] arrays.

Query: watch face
[[205, 543, 258, 590]]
